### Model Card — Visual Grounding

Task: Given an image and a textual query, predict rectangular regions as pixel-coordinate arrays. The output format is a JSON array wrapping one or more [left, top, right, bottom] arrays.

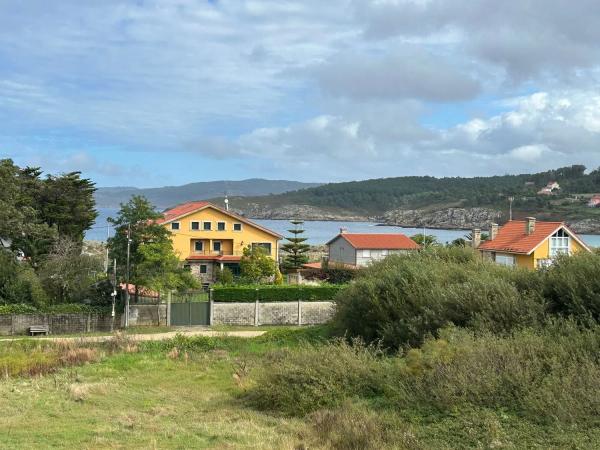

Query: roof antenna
[[224, 192, 229, 211]]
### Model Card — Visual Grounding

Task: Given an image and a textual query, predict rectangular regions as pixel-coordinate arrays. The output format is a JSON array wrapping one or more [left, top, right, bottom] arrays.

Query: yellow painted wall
[[163, 206, 280, 260], [516, 229, 588, 269]]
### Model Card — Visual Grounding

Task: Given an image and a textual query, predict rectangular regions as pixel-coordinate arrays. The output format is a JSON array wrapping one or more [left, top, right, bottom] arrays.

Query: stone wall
[[0, 313, 121, 336], [211, 301, 335, 326], [300, 302, 336, 325], [128, 304, 167, 327], [212, 302, 256, 326]]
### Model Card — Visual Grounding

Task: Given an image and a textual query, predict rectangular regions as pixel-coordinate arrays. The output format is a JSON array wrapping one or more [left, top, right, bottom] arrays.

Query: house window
[[213, 241, 222, 252], [549, 229, 570, 257], [381, 250, 389, 256], [200, 264, 208, 274], [194, 241, 203, 252], [190, 221, 200, 231], [361, 249, 371, 258], [203, 221, 212, 231], [217, 221, 226, 231], [495, 253, 515, 266], [171, 222, 180, 231], [233, 223, 242, 231], [252, 242, 272, 255], [183, 264, 191, 270]]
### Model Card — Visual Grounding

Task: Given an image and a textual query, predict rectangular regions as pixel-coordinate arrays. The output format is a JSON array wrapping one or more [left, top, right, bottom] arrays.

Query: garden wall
[[0, 313, 121, 336], [211, 301, 335, 326], [128, 304, 167, 327]]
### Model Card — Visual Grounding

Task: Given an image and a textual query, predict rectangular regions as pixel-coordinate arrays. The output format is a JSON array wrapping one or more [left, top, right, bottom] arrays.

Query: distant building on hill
[[538, 181, 560, 195], [588, 195, 600, 208]]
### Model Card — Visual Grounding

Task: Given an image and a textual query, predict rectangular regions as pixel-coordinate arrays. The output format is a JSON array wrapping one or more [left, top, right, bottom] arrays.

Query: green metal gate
[[170, 302, 210, 326]]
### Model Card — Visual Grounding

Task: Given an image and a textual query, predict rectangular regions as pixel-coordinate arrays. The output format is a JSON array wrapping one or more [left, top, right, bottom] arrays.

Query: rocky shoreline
[[236, 204, 600, 234]]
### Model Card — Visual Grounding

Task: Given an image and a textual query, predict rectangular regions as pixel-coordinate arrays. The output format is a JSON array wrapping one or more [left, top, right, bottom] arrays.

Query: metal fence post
[[167, 291, 172, 327], [209, 288, 214, 326], [254, 288, 259, 327]]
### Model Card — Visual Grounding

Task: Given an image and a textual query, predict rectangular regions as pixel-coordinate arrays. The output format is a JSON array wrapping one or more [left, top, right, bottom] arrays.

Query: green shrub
[[543, 252, 600, 321], [303, 402, 416, 450], [0, 303, 110, 315], [245, 339, 388, 416], [391, 323, 600, 426], [0, 303, 39, 315], [332, 252, 546, 349], [212, 284, 345, 302], [246, 322, 600, 426]]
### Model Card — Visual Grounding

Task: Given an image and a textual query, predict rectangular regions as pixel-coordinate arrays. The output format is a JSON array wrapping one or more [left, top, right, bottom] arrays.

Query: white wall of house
[[356, 249, 405, 266], [328, 236, 357, 266]]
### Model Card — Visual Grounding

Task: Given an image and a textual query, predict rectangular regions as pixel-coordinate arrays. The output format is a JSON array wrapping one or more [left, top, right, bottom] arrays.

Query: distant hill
[[219, 165, 600, 233], [95, 179, 322, 209]]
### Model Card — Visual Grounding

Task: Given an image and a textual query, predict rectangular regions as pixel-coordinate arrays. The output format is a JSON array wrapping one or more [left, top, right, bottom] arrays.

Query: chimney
[[490, 223, 499, 241], [340, 227, 347, 234], [472, 228, 481, 249], [525, 217, 536, 235]]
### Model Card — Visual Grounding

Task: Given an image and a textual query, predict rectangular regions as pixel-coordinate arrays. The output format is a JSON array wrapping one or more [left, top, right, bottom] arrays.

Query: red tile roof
[[328, 233, 421, 250], [119, 283, 160, 298], [156, 201, 282, 238], [478, 220, 564, 254], [156, 201, 211, 224]]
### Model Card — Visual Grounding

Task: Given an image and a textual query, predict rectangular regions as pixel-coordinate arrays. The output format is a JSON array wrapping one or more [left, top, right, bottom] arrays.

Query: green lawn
[[0, 328, 598, 449], [0, 336, 306, 449]]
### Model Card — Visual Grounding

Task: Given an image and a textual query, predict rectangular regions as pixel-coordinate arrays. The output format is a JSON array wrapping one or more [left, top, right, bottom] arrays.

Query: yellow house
[[476, 217, 590, 269], [157, 201, 282, 285]]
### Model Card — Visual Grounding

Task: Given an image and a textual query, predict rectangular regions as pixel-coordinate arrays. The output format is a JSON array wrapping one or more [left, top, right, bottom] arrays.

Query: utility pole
[[508, 196, 514, 221], [125, 223, 131, 328], [105, 222, 110, 275], [111, 258, 117, 332]]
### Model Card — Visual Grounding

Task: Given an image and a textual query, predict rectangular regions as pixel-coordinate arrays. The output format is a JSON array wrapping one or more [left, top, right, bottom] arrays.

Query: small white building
[[326, 231, 421, 267]]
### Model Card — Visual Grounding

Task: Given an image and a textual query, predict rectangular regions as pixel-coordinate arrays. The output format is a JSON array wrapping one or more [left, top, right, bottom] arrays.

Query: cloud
[[314, 46, 481, 102], [355, 0, 600, 82], [194, 90, 600, 179], [1, 1, 600, 185]]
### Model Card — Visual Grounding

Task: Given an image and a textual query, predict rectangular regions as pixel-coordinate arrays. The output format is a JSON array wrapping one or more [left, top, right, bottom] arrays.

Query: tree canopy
[[107, 195, 197, 294]]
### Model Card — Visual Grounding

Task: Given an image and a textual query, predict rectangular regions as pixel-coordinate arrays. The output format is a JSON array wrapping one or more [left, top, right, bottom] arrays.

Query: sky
[[2, 0, 600, 187]]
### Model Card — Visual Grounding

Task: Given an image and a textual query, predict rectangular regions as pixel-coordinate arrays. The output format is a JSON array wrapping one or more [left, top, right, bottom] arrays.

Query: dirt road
[[1, 328, 266, 343]]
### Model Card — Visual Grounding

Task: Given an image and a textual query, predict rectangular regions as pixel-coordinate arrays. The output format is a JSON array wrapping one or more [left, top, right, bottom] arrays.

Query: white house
[[325, 231, 421, 267]]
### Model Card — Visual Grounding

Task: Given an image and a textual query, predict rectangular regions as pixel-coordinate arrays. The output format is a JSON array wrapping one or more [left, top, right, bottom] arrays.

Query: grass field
[[1, 327, 599, 449]]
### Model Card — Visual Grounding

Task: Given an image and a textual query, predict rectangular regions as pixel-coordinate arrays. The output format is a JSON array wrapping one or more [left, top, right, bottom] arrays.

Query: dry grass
[[0, 340, 99, 378]]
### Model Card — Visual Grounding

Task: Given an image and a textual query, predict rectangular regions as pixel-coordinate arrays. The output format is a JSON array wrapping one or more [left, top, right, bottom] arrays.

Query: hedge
[[0, 304, 111, 315], [212, 285, 346, 302]]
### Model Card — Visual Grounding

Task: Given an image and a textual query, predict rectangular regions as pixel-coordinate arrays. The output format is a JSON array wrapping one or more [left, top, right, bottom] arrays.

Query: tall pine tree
[[281, 219, 310, 271]]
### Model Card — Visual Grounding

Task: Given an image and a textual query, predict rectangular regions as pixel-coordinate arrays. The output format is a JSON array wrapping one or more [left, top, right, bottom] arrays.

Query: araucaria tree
[[281, 220, 310, 271]]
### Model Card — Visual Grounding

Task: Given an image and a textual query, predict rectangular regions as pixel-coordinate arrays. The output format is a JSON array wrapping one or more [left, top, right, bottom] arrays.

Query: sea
[[87, 208, 600, 247]]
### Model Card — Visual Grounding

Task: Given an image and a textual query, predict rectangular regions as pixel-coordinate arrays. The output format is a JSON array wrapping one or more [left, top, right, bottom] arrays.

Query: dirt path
[[1, 328, 266, 343]]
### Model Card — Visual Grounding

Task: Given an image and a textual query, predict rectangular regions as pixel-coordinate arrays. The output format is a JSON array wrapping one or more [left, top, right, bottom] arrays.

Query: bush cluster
[[246, 322, 600, 427], [332, 247, 600, 349], [212, 284, 345, 302], [332, 247, 544, 348], [0, 303, 110, 315]]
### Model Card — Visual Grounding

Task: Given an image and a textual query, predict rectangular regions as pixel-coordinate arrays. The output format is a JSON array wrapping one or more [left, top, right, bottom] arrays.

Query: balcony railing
[[189, 250, 244, 257]]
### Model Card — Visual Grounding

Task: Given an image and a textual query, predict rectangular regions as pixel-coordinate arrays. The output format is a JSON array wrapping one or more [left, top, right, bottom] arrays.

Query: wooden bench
[[29, 325, 49, 336]]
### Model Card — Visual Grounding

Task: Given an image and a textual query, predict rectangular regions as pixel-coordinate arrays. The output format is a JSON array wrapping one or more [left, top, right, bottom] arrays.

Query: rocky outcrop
[[233, 204, 371, 222], [565, 218, 600, 234], [381, 208, 503, 230]]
